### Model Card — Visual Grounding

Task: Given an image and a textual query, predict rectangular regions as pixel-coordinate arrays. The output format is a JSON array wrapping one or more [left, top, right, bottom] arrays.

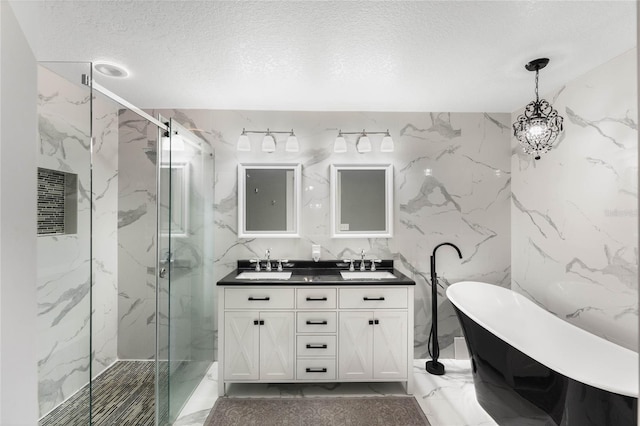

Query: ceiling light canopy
[[512, 58, 564, 160], [93, 61, 130, 78]]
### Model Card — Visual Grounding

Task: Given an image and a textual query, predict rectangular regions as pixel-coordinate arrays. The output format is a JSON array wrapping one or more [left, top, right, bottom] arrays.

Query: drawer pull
[[305, 368, 327, 373], [363, 296, 385, 301], [306, 344, 328, 349], [248, 296, 270, 301], [306, 297, 328, 301], [306, 320, 328, 325]]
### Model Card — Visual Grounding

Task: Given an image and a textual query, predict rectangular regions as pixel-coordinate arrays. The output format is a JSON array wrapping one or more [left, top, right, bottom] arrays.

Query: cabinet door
[[260, 311, 295, 381], [338, 311, 373, 380], [224, 311, 260, 381], [373, 311, 407, 380]]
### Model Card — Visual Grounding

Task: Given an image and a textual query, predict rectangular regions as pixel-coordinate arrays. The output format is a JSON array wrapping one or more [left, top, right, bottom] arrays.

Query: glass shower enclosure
[[35, 62, 215, 426], [157, 118, 215, 425]]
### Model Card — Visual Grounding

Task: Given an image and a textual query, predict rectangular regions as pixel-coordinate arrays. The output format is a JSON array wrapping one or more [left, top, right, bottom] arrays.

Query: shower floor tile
[[39, 360, 161, 426]]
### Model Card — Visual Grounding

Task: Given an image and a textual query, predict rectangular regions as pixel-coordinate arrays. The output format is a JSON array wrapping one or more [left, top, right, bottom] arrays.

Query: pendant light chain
[[535, 69, 539, 102]]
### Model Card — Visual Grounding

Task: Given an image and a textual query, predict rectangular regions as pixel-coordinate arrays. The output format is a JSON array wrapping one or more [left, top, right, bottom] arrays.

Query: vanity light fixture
[[333, 131, 347, 153], [236, 129, 251, 151], [236, 128, 299, 153], [285, 130, 300, 152], [380, 130, 395, 152], [356, 131, 372, 153], [261, 130, 276, 153], [333, 129, 394, 153], [512, 58, 564, 160]]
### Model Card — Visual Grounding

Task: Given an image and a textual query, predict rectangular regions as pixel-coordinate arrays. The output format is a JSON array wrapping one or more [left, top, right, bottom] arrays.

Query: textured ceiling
[[10, 0, 637, 112]]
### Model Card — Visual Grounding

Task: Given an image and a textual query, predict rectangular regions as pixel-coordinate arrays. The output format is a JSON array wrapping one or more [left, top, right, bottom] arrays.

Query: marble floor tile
[[174, 359, 497, 426]]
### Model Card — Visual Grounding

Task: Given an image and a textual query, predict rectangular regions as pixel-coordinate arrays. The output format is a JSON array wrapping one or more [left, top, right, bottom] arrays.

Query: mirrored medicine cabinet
[[330, 164, 393, 238], [238, 163, 302, 238]]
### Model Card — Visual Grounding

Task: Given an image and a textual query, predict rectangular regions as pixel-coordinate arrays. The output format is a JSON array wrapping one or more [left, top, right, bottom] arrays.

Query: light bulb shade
[[285, 135, 299, 152], [356, 135, 372, 153], [513, 99, 563, 160], [380, 135, 394, 152], [261, 134, 276, 152], [333, 135, 347, 153], [237, 134, 251, 151]]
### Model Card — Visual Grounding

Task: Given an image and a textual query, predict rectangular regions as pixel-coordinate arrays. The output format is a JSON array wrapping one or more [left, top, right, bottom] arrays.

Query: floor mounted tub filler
[[447, 281, 638, 426]]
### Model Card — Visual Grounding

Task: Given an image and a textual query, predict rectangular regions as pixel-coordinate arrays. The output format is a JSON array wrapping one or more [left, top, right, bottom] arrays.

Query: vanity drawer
[[296, 311, 337, 333], [296, 358, 336, 380], [296, 288, 337, 309], [339, 287, 408, 309], [297, 335, 336, 357], [224, 288, 294, 309]]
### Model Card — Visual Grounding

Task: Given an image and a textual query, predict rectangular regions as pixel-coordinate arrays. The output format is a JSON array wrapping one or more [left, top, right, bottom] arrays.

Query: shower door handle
[[159, 267, 167, 278]]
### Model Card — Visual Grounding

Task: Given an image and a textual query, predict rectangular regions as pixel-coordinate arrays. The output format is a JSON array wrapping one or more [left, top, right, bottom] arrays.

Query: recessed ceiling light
[[93, 62, 129, 78]]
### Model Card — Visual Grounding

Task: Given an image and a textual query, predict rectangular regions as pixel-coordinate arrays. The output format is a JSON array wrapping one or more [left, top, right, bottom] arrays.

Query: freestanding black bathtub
[[447, 281, 638, 426]]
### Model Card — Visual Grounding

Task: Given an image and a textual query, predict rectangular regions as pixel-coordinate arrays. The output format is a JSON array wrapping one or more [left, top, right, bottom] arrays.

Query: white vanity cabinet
[[338, 287, 408, 381], [222, 288, 295, 382], [218, 283, 414, 396], [338, 310, 408, 380]]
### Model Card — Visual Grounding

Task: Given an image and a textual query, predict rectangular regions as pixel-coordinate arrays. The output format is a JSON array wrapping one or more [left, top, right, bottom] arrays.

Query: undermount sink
[[235, 271, 292, 280], [340, 271, 396, 280]]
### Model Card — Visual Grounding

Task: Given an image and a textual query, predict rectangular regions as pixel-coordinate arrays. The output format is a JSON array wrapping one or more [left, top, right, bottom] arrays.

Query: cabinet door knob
[[259, 320, 265, 325], [368, 320, 374, 325], [305, 368, 327, 373], [306, 320, 328, 325], [248, 296, 270, 301], [253, 320, 259, 325], [374, 319, 379, 325], [306, 344, 328, 349], [363, 296, 385, 301], [305, 297, 328, 301]]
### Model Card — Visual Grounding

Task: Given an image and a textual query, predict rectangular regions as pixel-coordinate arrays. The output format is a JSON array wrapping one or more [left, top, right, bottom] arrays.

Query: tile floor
[[174, 359, 497, 426]]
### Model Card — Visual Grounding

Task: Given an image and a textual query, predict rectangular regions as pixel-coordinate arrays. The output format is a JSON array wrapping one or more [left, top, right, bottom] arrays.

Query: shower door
[[157, 118, 215, 425]]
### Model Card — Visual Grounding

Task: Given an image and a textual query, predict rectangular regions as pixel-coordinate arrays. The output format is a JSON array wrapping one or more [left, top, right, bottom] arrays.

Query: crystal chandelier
[[513, 58, 564, 160]]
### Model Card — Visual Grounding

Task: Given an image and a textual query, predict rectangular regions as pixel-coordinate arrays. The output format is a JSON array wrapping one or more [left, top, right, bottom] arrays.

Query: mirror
[[238, 163, 301, 238], [160, 162, 189, 237], [330, 164, 393, 238]]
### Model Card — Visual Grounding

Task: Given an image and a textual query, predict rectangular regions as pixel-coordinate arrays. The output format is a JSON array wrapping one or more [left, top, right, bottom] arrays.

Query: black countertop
[[217, 260, 415, 286]]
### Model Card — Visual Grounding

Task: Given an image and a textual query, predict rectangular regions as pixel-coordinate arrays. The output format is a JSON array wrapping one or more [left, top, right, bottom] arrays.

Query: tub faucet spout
[[427, 242, 463, 376]]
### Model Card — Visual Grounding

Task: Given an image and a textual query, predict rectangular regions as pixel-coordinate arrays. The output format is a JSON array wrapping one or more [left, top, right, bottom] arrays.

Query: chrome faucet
[[277, 259, 288, 272], [360, 249, 366, 271], [264, 249, 272, 271], [250, 258, 260, 272], [370, 259, 382, 271], [342, 258, 356, 271]]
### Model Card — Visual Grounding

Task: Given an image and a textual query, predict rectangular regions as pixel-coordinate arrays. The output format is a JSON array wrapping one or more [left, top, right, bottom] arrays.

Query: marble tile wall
[[117, 112, 159, 360], [117, 109, 511, 359], [36, 66, 119, 416], [511, 48, 638, 351]]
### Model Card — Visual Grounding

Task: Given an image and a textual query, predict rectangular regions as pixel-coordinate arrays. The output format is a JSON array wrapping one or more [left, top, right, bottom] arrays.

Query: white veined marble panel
[[511, 48, 638, 351]]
